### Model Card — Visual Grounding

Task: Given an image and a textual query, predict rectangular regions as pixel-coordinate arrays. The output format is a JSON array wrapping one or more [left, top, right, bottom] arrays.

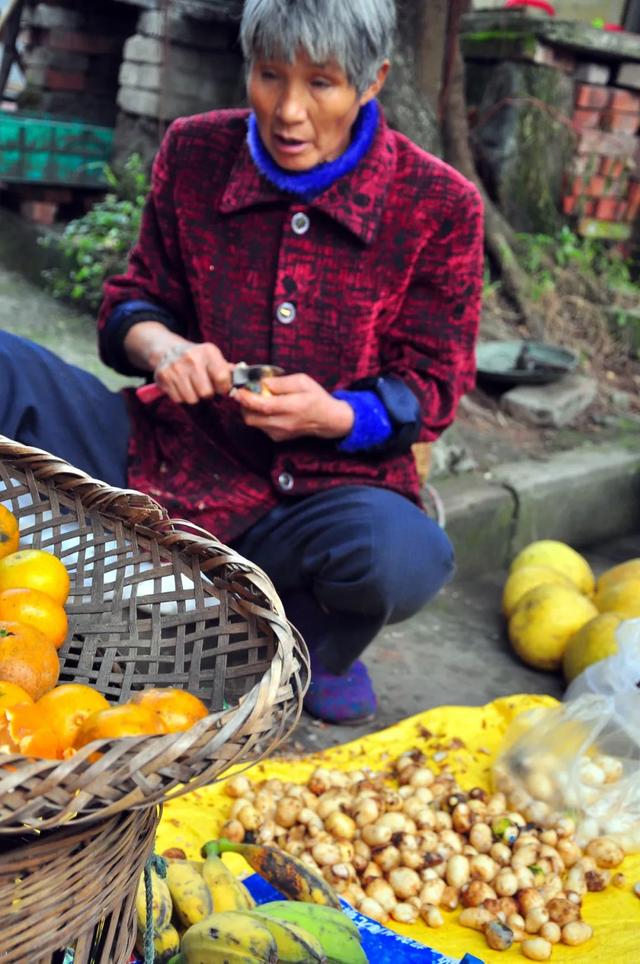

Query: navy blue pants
[[1, 331, 454, 672]]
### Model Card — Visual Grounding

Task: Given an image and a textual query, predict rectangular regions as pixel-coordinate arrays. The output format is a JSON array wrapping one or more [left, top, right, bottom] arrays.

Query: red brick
[[609, 87, 640, 112], [600, 157, 625, 178], [584, 199, 597, 217], [577, 129, 638, 156], [575, 82, 610, 109], [44, 68, 85, 92], [602, 108, 640, 134], [584, 175, 607, 197], [572, 108, 602, 131], [563, 196, 577, 215], [47, 29, 123, 56], [20, 200, 57, 226], [594, 198, 619, 220]]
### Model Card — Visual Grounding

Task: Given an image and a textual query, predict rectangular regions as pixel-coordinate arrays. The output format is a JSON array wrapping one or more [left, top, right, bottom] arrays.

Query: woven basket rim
[[0, 436, 308, 833]]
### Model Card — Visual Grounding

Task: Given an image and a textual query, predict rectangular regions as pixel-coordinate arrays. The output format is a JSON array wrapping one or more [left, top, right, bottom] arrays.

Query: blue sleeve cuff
[[100, 299, 183, 376], [333, 390, 393, 453]]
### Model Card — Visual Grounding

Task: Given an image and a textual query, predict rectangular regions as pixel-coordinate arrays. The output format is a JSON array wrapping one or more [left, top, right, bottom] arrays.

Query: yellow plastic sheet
[[156, 695, 640, 963]]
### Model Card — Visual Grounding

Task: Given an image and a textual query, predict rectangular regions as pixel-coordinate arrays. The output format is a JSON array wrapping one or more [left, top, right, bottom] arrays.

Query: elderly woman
[[0, 0, 483, 724]]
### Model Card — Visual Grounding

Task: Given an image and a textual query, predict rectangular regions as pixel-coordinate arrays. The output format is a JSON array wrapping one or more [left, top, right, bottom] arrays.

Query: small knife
[[136, 362, 284, 404]]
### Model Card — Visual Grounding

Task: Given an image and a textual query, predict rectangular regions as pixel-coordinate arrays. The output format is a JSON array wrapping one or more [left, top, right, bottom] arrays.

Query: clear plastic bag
[[565, 618, 640, 701], [492, 689, 640, 851]]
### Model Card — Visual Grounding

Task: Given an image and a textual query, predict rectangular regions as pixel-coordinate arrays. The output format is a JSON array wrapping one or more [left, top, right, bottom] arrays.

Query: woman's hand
[[235, 373, 354, 442], [153, 341, 234, 404]]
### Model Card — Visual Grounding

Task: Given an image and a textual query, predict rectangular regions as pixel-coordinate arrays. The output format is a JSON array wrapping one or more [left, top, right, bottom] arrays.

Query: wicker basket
[[0, 436, 309, 833], [0, 805, 159, 963]]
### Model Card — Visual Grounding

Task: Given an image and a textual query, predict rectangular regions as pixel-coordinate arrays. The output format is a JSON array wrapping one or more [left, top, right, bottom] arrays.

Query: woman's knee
[[369, 506, 455, 620], [314, 488, 454, 621]]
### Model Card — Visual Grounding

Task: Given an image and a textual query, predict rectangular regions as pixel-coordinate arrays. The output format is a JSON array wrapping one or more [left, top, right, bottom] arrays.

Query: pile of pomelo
[[502, 538, 640, 682], [0, 504, 208, 761]]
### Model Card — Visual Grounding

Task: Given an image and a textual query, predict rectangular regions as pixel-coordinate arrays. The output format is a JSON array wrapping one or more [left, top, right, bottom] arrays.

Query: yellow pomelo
[[508, 583, 599, 671], [502, 565, 575, 619], [596, 558, 640, 595], [593, 577, 640, 619], [509, 540, 595, 597], [562, 613, 622, 682]]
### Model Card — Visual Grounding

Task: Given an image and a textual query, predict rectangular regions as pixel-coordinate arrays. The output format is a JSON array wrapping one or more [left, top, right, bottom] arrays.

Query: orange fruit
[[0, 621, 59, 700], [1, 703, 62, 758], [0, 588, 68, 649], [0, 680, 34, 712], [131, 687, 208, 733], [0, 549, 70, 605], [37, 684, 110, 752], [0, 703, 62, 759], [73, 703, 165, 751], [0, 506, 19, 560]]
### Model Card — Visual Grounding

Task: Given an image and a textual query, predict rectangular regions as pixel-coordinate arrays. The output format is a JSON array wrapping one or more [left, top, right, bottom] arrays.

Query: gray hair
[[240, 0, 396, 94]]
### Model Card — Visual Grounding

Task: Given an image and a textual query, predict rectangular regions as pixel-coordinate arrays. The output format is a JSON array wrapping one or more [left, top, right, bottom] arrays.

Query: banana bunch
[[167, 901, 368, 964], [216, 838, 342, 909], [134, 865, 180, 964], [134, 847, 256, 961]]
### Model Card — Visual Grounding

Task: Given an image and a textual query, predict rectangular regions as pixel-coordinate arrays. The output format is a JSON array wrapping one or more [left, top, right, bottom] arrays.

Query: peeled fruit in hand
[[0, 548, 70, 604], [508, 583, 599, 671], [131, 687, 208, 733], [0, 680, 34, 711], [502, 565, 575, 618], [0, 621, 59, 699], [0, 506, 19, 560], [0, 587, 68, 649], [562, 613, 622, 682], [73, 703, 166, 750], [597, 558, 640, 595], [509, 540, 595, 597], [594, 577, 640, 619], [37, 684, 110, 752]]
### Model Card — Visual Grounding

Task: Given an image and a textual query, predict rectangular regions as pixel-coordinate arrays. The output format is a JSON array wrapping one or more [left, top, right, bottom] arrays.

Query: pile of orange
[[0, 505, 210, 762]]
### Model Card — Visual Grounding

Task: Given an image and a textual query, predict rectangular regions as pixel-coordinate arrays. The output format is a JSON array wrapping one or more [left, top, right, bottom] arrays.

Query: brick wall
[[19, 2, 137, 127], [561, 64, 640, 240]]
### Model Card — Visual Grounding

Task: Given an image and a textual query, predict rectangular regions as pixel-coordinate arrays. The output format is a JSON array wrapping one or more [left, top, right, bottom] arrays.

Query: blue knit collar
[[246, 100, 380, 201]]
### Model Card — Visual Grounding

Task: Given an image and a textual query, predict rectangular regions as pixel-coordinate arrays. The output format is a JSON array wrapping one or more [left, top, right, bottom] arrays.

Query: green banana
[[134, 867, 180, 964], [165, 858, 213, 928], [201, 841, 256, 912], [254, 901, 360, 941], [254, 902, 367, 964], [215, 838, 342, 909], [171, 911, 278, 963], [244, 911, 327, 963]]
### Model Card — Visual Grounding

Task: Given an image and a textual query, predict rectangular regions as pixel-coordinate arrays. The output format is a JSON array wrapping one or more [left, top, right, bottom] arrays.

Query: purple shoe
[[303, 659, 377, 725]]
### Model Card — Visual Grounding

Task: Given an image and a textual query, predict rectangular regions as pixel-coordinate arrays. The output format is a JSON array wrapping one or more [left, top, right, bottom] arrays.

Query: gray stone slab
[[501, 375, 598, 428], [494, 446, 640, 556], [137, 9, 236, 49], [438, 476, 516, 579], [617, 62, 640, 90]]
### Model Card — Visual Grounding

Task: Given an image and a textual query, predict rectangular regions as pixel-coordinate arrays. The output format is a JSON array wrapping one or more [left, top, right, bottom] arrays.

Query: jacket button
[[278, 472, 294, 492], [276, 302, 296, 324], [291, 212, 310, 235]]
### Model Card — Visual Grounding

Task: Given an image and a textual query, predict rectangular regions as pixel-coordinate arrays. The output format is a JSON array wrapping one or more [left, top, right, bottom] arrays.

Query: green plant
[[41, 154, 150, 312], [515, 226, 640, 295]]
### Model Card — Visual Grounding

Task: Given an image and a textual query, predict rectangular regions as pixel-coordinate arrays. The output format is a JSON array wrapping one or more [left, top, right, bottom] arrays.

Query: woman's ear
[[360, 61, 390, 105]]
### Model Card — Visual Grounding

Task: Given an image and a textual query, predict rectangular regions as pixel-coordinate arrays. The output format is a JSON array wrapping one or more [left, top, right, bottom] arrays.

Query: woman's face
[[247, 50, 388, 171]]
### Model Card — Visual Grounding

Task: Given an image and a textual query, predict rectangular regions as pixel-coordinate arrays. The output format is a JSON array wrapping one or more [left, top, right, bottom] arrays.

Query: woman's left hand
[[235, 373, 354, 442]]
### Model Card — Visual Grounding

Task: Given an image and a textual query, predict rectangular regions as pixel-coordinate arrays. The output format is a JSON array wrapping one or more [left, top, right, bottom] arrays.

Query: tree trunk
[[439, 0, 546, 338], [379, 0, 442, 155]]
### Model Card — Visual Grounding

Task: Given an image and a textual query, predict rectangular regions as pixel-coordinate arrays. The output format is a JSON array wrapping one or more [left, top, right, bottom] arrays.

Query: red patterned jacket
[[98, 108, 484, 544]]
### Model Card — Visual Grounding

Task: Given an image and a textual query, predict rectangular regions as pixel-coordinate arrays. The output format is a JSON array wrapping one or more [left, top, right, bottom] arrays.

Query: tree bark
[[439, 0, 545, 338]]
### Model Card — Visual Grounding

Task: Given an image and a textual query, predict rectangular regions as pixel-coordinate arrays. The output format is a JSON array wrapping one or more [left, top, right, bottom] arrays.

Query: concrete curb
[[440, 443, 640, 578]]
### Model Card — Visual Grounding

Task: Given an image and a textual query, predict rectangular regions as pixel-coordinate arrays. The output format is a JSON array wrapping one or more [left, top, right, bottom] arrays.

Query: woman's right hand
[[153, 341, 235, 404]]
